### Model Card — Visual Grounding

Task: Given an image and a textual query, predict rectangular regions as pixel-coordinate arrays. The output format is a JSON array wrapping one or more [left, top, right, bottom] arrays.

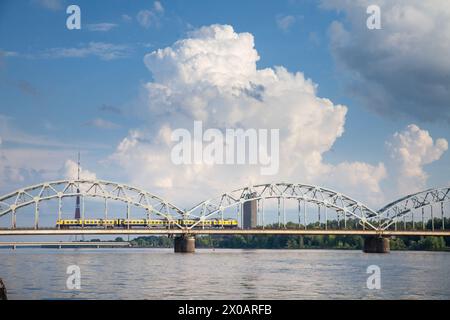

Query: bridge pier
[[363, 236, 390, 253], [174, 235, 195, 253]]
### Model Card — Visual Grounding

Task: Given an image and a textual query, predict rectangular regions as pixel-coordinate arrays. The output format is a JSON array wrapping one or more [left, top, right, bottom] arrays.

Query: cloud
[[0, 143, 29, 188], [324, 161, 387, 205], [0, 116, 100, 194], [86, 23, 118, 32], [122, 14, 133, 22], [41, 42, 131, 60], [99, 104, 122, 114], [84, 118, 120, 130], [63, 159, 97, 180], [0, 146, 77, 193], [0, 114, 108, 150], [110, 24, 387, 207], [276, 15, 296, 32], [0, 114, 67, 148], [33, 0, 63, 11], [387, 124, 448, 195], [0, 50, 18, 58], [137, 2, 164, 28], [137, 10, 158, 28], [1, 44, 130, 61], [0, 50, 18, 68], [154, 1, 164, 13], [323, 0, 450, 122]]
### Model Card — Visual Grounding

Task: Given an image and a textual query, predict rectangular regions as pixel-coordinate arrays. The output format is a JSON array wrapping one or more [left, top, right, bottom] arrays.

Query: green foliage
[[127, 218, 450, 251], [129, 234, 449, 251], [130, 236, 173, 248], [390, 238, 407, 250], [409, 237, 446, 251]]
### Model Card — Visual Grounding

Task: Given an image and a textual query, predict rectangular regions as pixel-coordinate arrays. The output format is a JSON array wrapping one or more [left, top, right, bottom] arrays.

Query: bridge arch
[[185, 183, 380, 230], [0, 180, 185, 229], [377, 186, 450, 230]]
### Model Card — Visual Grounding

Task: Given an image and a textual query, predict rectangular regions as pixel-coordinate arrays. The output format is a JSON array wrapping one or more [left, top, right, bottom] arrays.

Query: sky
[[0, 0, 449, 217]]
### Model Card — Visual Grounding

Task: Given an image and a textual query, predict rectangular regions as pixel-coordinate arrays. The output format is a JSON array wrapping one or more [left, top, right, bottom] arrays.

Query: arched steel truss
[[1, 180, 447, 232], [377, 187, 450, 230], [185, 183, 380, 230], [0, 180, 185, 229]]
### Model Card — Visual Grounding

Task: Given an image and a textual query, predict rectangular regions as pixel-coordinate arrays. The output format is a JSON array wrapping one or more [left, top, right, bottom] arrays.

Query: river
[[0, 248, 449, 299]]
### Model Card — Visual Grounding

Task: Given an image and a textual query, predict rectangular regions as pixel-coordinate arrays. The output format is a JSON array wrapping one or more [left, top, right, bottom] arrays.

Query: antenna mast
[[77, 151, 81, 181], [74, 152, 81, 220]]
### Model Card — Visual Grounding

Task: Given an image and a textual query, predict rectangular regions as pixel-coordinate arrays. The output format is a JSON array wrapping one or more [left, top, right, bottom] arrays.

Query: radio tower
[[74, 152, 81, 220]]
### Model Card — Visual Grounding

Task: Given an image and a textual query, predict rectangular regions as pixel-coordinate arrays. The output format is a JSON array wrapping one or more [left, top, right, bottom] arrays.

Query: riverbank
[[128, 235, 450, 252]]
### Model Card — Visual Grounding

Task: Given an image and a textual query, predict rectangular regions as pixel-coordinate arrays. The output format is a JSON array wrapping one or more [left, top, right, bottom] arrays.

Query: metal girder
[[185, 183, 380, 230], [4, 179, 447, 233], [0, 180, 185, 225], [377, 187, 450, 230]]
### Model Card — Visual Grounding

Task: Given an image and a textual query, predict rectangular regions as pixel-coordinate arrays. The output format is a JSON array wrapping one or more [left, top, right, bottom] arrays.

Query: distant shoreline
[[128, 234, 450, 252], [1, 246, 449, 253], [128, 245, 450, 252]]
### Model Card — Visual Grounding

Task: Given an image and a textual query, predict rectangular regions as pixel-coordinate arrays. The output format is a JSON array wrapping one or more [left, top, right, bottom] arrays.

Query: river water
[[0, 248, 449, 300]]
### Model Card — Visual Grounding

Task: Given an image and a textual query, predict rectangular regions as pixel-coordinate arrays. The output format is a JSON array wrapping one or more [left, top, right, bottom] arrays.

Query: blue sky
[[1, 0, 449, 215]]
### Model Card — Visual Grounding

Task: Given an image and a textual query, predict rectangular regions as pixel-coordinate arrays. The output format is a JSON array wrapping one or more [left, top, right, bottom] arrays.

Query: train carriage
[[56, 218, 239, 229]]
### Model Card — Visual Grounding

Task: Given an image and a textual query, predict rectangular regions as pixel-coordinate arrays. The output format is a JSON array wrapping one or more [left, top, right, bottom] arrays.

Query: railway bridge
[[0, 180, 449, 253]]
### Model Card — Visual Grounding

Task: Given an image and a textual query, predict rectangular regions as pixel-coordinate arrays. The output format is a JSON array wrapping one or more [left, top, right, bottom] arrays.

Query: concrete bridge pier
[[363, 236, 390, 253], [174, 235, 195, 253]]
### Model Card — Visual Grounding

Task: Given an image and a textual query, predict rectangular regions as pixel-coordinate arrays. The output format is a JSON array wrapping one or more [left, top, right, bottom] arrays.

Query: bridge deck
[[0, 229, 449, 237]]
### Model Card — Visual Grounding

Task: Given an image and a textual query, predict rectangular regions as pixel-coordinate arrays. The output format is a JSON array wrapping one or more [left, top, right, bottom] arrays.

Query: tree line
[[125, 218, 450, 251]]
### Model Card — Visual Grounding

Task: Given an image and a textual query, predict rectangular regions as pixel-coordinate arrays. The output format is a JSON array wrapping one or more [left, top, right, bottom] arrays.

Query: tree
[[286, 238, 298, 249]]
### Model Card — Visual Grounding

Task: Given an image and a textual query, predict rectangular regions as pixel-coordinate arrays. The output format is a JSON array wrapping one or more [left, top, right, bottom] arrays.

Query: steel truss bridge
[[0, 180, 448, 238]]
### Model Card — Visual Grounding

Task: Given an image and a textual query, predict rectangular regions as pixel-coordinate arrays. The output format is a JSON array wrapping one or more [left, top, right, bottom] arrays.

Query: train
[[56, 218, 238, 229]]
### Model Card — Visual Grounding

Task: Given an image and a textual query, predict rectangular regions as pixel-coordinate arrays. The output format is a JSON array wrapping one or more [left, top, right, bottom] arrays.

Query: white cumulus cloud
[[276, 15, 296, 32], [63, 160, 97, 181], [387, 124, 448, 196], [137, 2, 164, 29], [110, 24, 387, 207], [153, 1, 164, 13]]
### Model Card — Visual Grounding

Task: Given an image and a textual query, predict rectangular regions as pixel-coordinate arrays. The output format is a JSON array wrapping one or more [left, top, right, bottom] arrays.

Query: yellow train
[[56, 218, 238, 229]]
